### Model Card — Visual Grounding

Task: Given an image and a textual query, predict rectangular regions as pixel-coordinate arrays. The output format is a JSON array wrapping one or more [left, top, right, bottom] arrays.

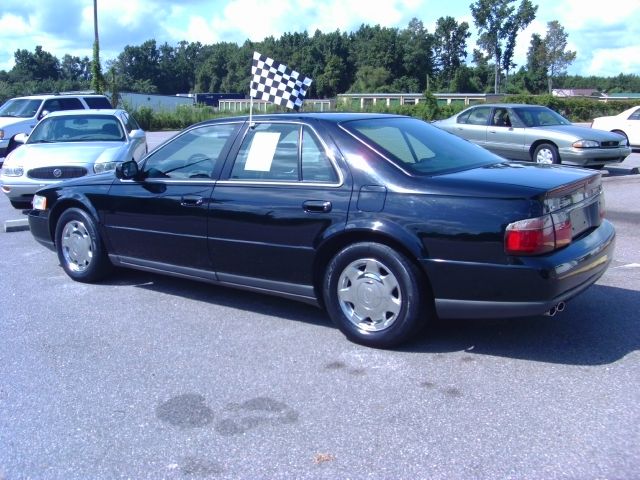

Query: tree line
[[1, 0, 639, 105]]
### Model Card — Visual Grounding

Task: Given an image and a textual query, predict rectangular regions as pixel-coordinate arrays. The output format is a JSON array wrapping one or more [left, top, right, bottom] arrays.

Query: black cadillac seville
[[28, 113, 615, 347]]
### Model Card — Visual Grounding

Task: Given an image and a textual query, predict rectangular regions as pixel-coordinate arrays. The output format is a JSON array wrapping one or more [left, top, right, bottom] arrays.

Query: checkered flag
[[249, 52, 313, 111]]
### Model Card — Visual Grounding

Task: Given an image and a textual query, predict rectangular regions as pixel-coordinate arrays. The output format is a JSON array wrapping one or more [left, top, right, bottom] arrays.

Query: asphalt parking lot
[[0, 133, 639, 479]]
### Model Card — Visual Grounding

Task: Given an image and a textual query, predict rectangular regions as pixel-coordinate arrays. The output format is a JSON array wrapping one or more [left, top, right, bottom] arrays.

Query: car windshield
[[28, 115, 124, 143], [512, 107, 572, 127], [0, 98, 41, 118], [341, 116, 503, 175]]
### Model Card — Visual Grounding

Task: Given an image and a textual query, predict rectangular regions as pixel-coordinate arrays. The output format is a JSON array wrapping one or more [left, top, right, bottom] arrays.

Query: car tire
[[6, 136, 18, 156], [55, 208, 112, 283], [323, 242, 427, 348], [533, 143, 560, 165]]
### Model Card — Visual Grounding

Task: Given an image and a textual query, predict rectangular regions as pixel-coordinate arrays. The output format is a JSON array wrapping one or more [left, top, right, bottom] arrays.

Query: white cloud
[[0, 0, 639, 79], [586, 46, 640, 78]]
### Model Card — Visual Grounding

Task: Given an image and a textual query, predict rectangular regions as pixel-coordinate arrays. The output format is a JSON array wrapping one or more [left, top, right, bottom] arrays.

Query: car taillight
[[599, 194, 606, 220], [505, 213, 572, 255]]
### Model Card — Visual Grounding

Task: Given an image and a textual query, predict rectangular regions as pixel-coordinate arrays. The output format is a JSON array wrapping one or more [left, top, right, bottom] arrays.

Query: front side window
[[342, 117, 502, 175], [513, 107, 571, 127], [0, 99, 42, 118], [42, 98, 83, 114], [628, 109, 640, 121], [122, 112, 141, 132], [142, 123, 240, 180]]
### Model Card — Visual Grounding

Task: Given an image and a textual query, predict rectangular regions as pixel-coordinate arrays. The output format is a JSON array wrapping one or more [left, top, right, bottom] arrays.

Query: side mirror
[[14, 133, 28, 144], [129, 129, 145, 139], [115, 160, 140, 180], [38, 110, 50, 120]]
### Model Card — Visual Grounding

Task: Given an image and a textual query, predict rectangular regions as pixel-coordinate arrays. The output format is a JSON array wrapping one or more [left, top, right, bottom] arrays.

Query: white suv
[[0, 93, 112, 165]]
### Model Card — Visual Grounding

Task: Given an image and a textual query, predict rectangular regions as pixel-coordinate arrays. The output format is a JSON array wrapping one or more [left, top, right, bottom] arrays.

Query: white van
[[0, 93, 112, 165]]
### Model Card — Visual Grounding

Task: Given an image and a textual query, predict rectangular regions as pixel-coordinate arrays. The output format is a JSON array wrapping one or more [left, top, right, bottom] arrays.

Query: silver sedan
[[1, 109, 147, 209], [434, 103, 631, 168]]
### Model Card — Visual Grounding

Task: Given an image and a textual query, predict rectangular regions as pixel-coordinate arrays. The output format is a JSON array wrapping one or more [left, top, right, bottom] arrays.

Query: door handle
[[181, 195, 204, 207], [303, 200, 332, 213]]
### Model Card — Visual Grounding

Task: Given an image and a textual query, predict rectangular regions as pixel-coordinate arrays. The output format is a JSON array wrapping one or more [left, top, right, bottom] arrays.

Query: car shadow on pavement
[[103, 268, 330, 328], [402, 284, 640, 366], [103, 270, 639, 365]]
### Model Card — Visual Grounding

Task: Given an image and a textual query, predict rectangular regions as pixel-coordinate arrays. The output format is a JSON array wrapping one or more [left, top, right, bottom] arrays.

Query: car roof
[[12, 94, 108, 101], [44, 109, 125, 118], [473, 103, 550, 109], [193, 112, 410, 127]]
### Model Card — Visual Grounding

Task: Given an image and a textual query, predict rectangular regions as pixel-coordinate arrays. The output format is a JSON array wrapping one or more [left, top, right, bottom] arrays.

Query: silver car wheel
[[535, 147, 555, 164], [60, 219, 93, 273], [337, 258, 402, 332]]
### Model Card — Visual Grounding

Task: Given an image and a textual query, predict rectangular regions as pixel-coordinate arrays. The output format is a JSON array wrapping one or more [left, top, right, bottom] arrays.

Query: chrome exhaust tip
[[544, 302, 566, 317]]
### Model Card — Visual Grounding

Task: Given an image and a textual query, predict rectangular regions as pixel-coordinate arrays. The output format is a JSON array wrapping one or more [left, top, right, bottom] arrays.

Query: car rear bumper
[[424, 220, 616, 319]]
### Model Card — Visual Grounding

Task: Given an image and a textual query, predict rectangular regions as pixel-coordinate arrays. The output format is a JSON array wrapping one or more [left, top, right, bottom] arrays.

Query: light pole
[[91, 0, 104, 93]]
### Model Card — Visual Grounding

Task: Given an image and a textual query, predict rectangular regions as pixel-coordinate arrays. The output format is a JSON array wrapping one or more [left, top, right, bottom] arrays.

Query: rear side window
[[230, 123, 338, 183], [84, 96, 112, 109], [342, 117, 502, 175], [461, 106, 491, 125]]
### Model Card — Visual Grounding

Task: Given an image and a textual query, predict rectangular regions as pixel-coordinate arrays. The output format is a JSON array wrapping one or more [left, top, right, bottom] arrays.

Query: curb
[[4, 218, 30, 233]]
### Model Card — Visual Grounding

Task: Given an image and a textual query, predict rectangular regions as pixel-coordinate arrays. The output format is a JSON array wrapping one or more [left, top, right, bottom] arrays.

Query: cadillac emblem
[[53, 168, 62, 178]]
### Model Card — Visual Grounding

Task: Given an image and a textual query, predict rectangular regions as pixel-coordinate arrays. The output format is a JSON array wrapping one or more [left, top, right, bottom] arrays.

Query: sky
[[1, 0, 639, 80]]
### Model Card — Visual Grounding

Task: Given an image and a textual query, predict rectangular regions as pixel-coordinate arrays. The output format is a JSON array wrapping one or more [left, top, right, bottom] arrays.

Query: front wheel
[[55, 208, 112, 282], [533, 143, 560, 165], [323, 242, 428, 348]]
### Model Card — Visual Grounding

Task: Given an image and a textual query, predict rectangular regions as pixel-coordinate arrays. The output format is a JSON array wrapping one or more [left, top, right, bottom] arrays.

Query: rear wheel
[[533, 143, 559, 164], [55, 208, 112, 282], [323, 242, 427, 348]]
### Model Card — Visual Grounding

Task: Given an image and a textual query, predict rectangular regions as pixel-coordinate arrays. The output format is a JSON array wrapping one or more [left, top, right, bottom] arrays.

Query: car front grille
[[27, 166, 88, 180], [600, 140, 620, 148]]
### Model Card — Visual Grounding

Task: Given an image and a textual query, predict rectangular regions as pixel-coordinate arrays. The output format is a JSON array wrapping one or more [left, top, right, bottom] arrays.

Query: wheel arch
[[48, 196, 101, 246], [529, 139, 560, 161], [611, 129, 629, 142], [312, 225, 435, 310]]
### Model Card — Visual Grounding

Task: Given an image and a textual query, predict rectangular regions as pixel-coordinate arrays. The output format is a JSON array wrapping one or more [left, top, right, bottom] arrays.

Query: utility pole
[[91, 0, 104, 93]]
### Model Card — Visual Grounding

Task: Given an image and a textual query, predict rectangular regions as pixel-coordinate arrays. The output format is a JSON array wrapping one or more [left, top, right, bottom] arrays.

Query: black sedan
[[28, 113, 615, 348]]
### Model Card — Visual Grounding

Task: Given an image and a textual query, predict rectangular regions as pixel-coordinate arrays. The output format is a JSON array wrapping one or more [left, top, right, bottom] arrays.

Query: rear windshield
[[341, 116, 503, 175]]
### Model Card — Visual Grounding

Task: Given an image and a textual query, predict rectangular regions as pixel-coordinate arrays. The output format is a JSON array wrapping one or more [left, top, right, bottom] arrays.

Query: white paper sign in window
[[244, 132, 281, 172]]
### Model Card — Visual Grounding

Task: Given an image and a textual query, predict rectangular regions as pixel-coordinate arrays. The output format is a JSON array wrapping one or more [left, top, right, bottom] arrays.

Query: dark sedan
[[28, 113, 615, 348]]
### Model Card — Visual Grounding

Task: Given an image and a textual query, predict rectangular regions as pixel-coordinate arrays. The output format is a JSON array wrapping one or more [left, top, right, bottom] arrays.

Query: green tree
[[11, 46, 60, 82], [470, 0, 537, 93], [316, 54, 346, 98], [524, 33, 547, 93], [433, 16, 471, 90], [349, 65, 391, 92], [544, 20, 576, 93], [61, 54, 91, 82], [399, 18, 434, 91]]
